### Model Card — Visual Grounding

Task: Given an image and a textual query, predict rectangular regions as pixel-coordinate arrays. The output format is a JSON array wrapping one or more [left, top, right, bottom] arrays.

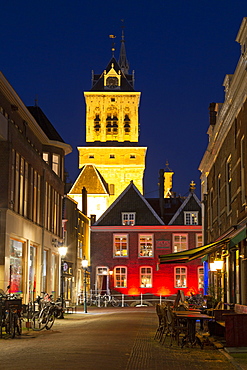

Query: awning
[[159, 238, 229, 264], [229, 227, 246, 248]]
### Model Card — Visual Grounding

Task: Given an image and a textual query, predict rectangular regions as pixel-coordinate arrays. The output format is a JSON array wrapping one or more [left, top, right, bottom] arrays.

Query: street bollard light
[[82, 257, 88, 313], [59, 246, 68, 318]]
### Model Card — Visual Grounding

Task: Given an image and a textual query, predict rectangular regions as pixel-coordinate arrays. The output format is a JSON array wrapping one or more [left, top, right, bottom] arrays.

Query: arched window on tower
[[94, 114, 101, 132], [106, 115, 118, 137], [124, 114, 130, 133]]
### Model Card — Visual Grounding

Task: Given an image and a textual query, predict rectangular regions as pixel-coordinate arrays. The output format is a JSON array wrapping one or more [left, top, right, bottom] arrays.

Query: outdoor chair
[[162, 306, 188, 346], [154, 304, 166, 341]]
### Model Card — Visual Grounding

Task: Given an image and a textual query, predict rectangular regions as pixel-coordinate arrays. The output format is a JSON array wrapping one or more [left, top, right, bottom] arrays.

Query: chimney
[[82, 187, 87, 216]]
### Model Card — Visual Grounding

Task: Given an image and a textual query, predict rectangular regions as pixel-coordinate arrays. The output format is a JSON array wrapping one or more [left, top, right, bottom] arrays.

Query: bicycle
[[0, 288, 22, 339], [31, 293, 64, 331], [101, 294, 119, 307]]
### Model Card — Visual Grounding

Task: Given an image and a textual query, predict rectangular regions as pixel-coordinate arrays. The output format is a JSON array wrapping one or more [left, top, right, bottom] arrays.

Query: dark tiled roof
[[27, 106, 64, 143], [95, 182, 164, 226], [90, 57, 135, 92], [168, 192, 202, 225], [146, 197, 184, 225], [69, 165, 109, 195]]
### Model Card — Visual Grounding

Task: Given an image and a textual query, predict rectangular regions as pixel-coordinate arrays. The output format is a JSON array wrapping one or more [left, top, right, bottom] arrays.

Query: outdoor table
[[174, 312, 211, 348]]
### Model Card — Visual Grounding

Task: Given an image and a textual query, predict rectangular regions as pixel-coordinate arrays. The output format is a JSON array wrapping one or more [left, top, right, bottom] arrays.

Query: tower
[[69, 32, 147, 219]]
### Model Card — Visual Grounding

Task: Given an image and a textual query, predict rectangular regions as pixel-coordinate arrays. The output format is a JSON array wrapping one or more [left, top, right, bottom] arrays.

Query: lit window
[[184, 211, 198, 225], [173, 234, 188, 252], [139, 234, 153, 257], [196, 234, 203, 247], [43, 152, 49, 164], [198, 267, 204, 291], [175, 267, 187, 288], [114, 267, 127, 288], [122, 212, 135, 226], [113, 235, 128, 257], [52, 154, 60, 176], [140, 267, 152, 288]]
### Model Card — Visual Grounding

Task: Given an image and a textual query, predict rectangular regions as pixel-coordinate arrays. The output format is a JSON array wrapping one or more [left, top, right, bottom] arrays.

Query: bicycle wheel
[[9, 311, 16, 339], [45, 311, 55, 330], [31, 311, 48, 331], [16, 316, 22, 335], [111, 298, 120, 307]]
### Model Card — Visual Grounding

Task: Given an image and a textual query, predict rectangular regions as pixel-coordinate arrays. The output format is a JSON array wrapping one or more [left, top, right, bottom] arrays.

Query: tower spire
[[118, 20, 129, 74]]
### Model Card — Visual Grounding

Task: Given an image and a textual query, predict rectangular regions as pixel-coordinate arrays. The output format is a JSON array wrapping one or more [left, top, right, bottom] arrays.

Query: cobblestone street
[[0, 307, 241, 370]]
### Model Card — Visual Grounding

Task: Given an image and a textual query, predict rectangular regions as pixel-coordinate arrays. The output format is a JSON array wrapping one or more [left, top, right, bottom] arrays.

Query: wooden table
[[174, 312, 211, 348]]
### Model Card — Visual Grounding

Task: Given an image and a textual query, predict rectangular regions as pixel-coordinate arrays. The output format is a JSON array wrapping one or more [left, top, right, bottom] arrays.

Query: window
[[140, 267, 152, 288], [196, 234, 203, 247], [173, 234, 188, 252], [184, 211, 198, 225], [113, 235, 128, 257], [114, 267, 127, 288], [226, 155, 232, 213], [43, 152, 49, 164], [10, 239, 23, 294], [122, 212, 135, 226], [89, 155, 94, 159], [52, 154, 60, 176], [110, 154, 115, 159], [175, 267, 187, 288], [198, 267, 204, 291], [130, 155, 135, 159], [139, 234, 153, 257], [217, 175, 221, 219], [241, 136, 246, 205]]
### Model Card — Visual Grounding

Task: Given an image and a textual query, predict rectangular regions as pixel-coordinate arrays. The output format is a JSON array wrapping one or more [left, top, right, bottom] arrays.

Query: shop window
[[198, 267, 204, 291], [10, 239, 23, 294]]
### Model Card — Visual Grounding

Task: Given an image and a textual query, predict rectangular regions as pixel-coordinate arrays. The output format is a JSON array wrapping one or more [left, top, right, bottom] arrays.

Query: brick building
[[90, 181, 203, 299]]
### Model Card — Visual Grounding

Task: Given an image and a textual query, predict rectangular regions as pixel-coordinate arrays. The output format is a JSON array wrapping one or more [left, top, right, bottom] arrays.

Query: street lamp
[[59, 246, 68, 318], [82, 256, 88, 313]]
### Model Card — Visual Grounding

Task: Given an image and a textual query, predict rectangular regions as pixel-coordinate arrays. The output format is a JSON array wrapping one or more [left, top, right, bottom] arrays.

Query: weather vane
[[109, 34, 116, 57]]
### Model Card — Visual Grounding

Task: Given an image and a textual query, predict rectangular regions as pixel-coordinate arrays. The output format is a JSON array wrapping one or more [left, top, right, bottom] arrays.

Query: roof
[[168, 191, 201, 225], [69, 165, 109, 195], [94, 181, 165, 226], [27, 106, 65, 143], [146, 197, 184, 225], [90, 57, 135, 92], [159, 238, 229, 264]]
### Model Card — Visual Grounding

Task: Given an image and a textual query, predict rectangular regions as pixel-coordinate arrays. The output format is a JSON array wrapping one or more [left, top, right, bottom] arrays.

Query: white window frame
[[140, 266, 152, 288], [174, 266, 187, 288], [122, 212, 136, 226], [184, 211, 198, 225], [52, 154, 60, 176], [114, 266, 127, 288], [198, 266, 204, 291], [173, 234, 188, 253], [43, 152, 49, 164], [113, 234, 128, 257], [139, 234, 153, 257], [241, 136, 246, 206], [196, 234, 203, 248]]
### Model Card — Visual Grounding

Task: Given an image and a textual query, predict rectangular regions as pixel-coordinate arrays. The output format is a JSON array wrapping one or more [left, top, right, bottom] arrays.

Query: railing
[[77, 290, 175, 308]]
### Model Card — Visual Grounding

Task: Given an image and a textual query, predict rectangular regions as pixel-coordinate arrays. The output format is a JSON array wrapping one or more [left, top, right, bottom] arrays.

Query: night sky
[[1, 1, 247, 198]]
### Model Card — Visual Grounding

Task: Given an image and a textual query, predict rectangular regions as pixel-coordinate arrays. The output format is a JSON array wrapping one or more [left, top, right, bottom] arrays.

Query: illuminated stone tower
[[70, 32, 147, 218]]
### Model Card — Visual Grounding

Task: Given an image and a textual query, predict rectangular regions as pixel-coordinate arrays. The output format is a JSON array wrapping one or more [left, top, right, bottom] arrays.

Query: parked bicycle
[[101, 294, 119, 307], [31, 293, 64, 331], [0, 286, 22, 338]]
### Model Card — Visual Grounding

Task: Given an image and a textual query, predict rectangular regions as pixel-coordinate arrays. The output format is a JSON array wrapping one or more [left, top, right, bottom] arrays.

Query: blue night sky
[[1, 1, 247, 198]]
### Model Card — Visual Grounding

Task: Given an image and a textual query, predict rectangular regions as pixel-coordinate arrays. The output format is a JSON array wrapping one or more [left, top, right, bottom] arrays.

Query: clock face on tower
[[106, 76, 118, 88]]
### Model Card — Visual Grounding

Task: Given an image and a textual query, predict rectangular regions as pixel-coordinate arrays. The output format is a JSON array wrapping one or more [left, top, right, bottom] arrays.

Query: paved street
[[0, 307, 239, 370]]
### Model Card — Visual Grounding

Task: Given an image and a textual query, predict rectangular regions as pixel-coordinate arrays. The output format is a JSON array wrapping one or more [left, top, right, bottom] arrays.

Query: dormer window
[[106, 77, 118, 88], [184, 211, 198, 225], [122, 212, 135, 226]]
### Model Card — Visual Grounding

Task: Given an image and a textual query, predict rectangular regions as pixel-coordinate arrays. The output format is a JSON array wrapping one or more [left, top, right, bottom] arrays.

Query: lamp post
[[82, 257, 88, 313], [59, 246, 68, 318]]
